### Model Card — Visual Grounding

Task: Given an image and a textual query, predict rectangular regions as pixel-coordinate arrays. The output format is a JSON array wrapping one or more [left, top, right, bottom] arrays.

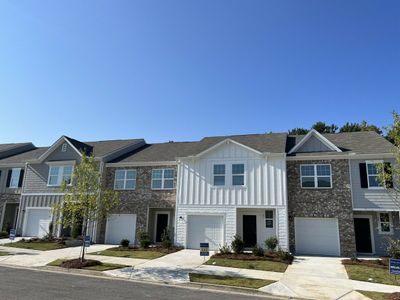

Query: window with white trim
[[379, 212, 392, 234], [9, 168, 22, 188], [300, 164, 332, 188], [232, 164, 245, 186], [48, 165, 73, 186], [366, 161, 382, 188], [114, 169, 137, 190], [213, 164, 226, 186], [265, 210, 274, 228], [151, 169, 174, 189]]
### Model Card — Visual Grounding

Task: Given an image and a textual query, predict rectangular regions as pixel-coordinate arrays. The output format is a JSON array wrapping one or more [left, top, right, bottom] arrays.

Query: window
[[265, 210, 274, 228], [114, 169, 137, 190], [213, 164, 225, 186], [300, 164, 332, 188], [232, 164, 245, 186], [366, 161, 382, 188], [151, 169, 174, 189], [9, 168, 21, 188], [47, 165, 73, 186], [379, 213, 392, 234]]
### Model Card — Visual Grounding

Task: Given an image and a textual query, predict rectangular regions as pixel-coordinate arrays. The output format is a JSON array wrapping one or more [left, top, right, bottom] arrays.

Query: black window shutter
[[18, 169, 24, 187], [359, 163, 368, 188], [6, 170, 12, 188], [384, 162, 393, 188]]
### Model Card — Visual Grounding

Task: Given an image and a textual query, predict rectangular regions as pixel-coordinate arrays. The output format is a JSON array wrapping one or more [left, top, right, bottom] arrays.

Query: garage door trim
[[22, 207, 53, 237], [294, 217, 341, 256], [186, 214, 225, 250]]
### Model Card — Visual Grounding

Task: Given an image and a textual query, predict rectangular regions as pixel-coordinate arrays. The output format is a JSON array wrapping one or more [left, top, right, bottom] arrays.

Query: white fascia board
[[288, 129, 342, 154], [37, 136, 82, 163], [286, 152, 395, 161], [0, 163, 26, 168], [106, 161, 177, 167], [353, 208, 400, 212]]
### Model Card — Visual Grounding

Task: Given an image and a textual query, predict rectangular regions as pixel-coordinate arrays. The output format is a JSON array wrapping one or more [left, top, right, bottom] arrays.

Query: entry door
[[243, 215, 257, 247], [354, 218, 373, 253], [155, 213, 169, 243]]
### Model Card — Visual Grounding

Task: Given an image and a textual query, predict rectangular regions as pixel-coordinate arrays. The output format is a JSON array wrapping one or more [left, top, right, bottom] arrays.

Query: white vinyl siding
[[9, 168, 22, 188], [151, 169, 174, 190], [114, 169, 136, 190], [47, 165, 73, 186], [300, 164, 332, 188]]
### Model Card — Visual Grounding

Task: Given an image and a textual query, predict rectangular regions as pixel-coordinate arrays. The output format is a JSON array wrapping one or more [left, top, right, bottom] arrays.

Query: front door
[[354, 218, 373, 253], [243, 215, 257, 247], [155, 213, 169, 243]]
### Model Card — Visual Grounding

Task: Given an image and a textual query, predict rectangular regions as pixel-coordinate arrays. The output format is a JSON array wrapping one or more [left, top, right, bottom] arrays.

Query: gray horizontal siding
[[296, 135, 332, 153], [351, 158, 397, 210], [22, 164, 63, 193]]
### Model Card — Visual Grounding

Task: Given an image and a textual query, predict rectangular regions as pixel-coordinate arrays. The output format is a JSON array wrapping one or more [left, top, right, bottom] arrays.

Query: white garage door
[[23, 208, 52, 238], [105, 214, 136, 245], [187, 215, 223, 250], [295, 218, 340, 256]]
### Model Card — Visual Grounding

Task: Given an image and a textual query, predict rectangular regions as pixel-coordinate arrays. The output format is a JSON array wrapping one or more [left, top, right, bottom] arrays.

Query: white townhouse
[[174, 134, 289, 250]]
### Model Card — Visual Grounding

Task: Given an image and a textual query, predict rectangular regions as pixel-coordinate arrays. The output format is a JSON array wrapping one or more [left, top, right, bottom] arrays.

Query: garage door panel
[[295, 218, 340, 256], [105, 214, 136, 245], [24, 208, 52, 238], [187, 215, 223, 250]]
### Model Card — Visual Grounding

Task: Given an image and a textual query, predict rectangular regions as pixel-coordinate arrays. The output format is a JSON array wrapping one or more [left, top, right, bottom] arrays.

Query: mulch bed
[[111, 246, 183, 253], [60, 259, 101, 269], [387, 293, 400, 300], [212, 252, 293, 264], [342, 258, 389, 269]]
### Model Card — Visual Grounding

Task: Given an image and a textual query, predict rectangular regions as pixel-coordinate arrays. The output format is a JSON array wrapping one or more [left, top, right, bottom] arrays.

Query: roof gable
[[194, 138, 263, 158], [288, 129, 342, 154], [37, 136, 85, 162]]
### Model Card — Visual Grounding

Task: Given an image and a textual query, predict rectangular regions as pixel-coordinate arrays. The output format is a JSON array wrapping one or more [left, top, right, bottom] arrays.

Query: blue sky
[[0, 1, 399, 146]]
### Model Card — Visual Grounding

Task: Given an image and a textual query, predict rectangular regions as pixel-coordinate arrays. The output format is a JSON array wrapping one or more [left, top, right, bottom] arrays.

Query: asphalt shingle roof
[[0, 147, 48, 164]]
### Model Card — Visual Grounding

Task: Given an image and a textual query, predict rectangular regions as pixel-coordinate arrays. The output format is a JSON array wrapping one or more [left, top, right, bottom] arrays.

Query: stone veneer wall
[[98, 166, 177, 244], [287, 159, 356, 256]]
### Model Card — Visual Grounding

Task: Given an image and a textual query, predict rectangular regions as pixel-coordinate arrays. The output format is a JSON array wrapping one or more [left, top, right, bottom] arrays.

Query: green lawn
[[0, 251, 10, 256], [358, 290, 390, 300], [205, 257, 288, 272], [189, 273, 274, 289], [47, 259, 128, 271], [3, 241, 66, 251], [345, 265, 400, 286], [89, 248, 167, 259]]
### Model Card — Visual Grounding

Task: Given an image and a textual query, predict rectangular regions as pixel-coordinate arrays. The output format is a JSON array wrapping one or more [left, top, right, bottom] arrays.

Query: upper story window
[[232, 164, 245, 186], [151, 169, 174, 190], [213, 164, 226, 186], [378, 212, 392, 234], [265, 210, 274, 228], [366, 161, 382, 189], [114, 169, 136, 190], [300, 164, 332, 188], [8, 168, 22, 189], [48, 165, 73, 186]]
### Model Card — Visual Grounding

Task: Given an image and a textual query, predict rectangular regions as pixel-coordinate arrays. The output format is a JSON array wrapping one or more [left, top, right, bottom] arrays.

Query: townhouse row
[[0, 130, 397, 256]]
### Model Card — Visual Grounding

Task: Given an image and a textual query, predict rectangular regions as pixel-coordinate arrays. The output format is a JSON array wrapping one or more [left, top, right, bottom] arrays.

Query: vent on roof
[[61, 143, 67, 152]]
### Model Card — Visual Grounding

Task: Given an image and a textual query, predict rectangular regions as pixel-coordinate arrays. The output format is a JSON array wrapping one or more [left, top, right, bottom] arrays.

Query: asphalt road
[[0, 266, 281, 300]]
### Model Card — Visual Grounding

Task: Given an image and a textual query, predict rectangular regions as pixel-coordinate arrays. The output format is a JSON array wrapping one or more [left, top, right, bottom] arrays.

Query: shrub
[[252, 244, 265, 257], [0, 231, 8, 238], [138, 230, 151, 248], [219, 243, 231, 254], [387, 238, 400, 259], [120, 239, 130, 248], [265, 236, 278, 251], [72, 225, 82, 239], [231, 234, 245, 254], [161, 227, 173, 249], [276, 249, 294, 263]]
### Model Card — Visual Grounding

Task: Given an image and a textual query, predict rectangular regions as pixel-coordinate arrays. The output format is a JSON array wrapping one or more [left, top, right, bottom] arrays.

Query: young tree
[[53, 153, 119, 262], [312, 121, 338, 134]]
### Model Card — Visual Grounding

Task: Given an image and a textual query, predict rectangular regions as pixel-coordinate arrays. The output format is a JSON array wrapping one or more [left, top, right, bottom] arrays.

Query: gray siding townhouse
[[0, 143, 39, 233], [16, 136, 145, 239], [286, 130, 397, 257]]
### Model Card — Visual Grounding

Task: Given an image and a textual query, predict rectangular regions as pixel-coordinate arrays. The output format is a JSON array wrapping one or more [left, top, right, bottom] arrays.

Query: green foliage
[[52, 153, 120, 261], [387, 238, 400, 259], [138, 230, 151, 248], [312, 121, 338, 133], [231, 234, 245, 254], [288, 128, 308, 135], [252, 244, 265, 257], [0, 231, 8, 238], [218, 243, 231, 254], [386, 111, 400, 145], [161, 227, 172, 249], [339, 121, 382, 134], [120, 239, 130, 248], [264, 236, 278, 251]]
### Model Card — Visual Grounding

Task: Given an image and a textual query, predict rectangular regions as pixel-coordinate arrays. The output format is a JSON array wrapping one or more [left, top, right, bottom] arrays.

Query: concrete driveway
[[105, 249, 214, 283]]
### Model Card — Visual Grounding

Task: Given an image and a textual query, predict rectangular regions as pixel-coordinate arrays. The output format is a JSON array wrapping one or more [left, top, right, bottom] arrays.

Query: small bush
[[265, 236, 278, 251], [276, 249, 294, 263], [0, 231, 8, 238], [387, 238, 400, 259], [231, 234, 245, 254], [252, 244, 265, 257], [218, 244, 231, 254], [161, 227, 173, 249], [120, 239, 130, 248], [138, 231, 151, 248]]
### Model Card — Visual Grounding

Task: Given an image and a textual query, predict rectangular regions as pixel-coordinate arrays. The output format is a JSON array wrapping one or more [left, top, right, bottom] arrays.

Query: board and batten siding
[[351, 158, 397, 210]]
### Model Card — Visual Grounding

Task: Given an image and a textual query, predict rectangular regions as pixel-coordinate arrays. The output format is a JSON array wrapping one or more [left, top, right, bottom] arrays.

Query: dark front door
[[354, 218, 373, 253], [155, 213, 169, 243], [243, 215, 257, 248]]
